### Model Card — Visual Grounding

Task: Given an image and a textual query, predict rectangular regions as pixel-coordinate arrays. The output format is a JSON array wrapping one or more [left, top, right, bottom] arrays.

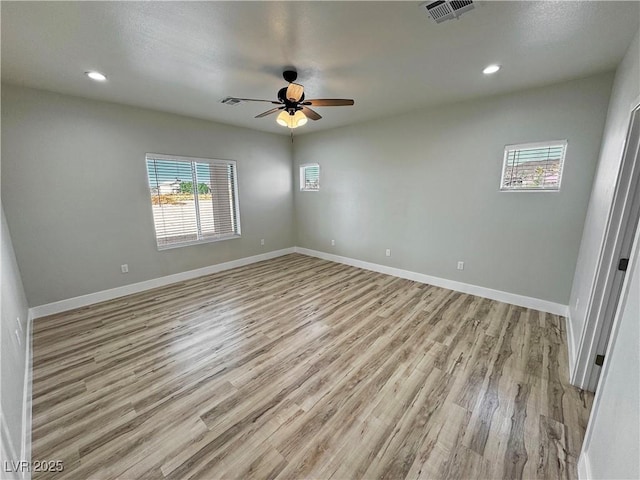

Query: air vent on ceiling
[[221, 97, 241, 106], [421, 0, 474, 24]]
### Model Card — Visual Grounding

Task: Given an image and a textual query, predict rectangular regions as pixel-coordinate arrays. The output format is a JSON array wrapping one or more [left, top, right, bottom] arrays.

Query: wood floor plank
[[31, 253, 592, 480]]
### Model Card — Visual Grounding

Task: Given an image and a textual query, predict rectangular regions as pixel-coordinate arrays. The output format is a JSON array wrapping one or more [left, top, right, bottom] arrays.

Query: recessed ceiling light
[[85, 71, 107, 82], [483, 64, 501, 75]]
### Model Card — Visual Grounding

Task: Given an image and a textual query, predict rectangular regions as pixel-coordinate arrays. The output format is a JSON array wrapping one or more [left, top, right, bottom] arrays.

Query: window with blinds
[[300, 164, 320, 191], [145, 154, 241, 249], [500, 140, 567, 191]]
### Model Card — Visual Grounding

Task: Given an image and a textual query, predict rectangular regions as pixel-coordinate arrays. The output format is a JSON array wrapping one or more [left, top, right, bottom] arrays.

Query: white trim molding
[[295, 247, 568, 316], [578, 452, 592, 480], [30, 246, 569, 320], [0, 317, 33, 480], [577, 220, 640, 480], [1, 409, 19, 475], [30, 248, 295, 319], [565, 313, 576, 380], [571, 100, 640, 391], [21, 313, 33, 479]]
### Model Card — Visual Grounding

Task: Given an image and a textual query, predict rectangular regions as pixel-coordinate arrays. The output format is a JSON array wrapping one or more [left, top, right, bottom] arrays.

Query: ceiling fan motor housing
[[277, 87, 304, 114], [282, 70, 298, 83]]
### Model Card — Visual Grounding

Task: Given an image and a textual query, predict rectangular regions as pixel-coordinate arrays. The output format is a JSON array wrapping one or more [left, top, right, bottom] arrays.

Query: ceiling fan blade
[[301, 106, 322, 121], [255, 106, 285, 118], [303, 99, 355, 107], [286, 83, 304, 102], [227, 97, 281, 104]]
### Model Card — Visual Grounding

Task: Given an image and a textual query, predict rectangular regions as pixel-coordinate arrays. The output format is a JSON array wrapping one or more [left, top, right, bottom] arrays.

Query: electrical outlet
[[121, 264, 129, 274], [457, 261, 464, 270], [386, 249, 391, 257], [331, 239, 335, 246], [260, 239, 265, 246]]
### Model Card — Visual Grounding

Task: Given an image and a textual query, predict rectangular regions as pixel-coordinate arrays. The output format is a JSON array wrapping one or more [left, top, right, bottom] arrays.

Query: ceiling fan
[[222, 70, 354, 129]]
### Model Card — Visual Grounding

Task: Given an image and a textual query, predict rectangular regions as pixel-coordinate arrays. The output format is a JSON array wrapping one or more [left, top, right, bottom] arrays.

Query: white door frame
[[571, 98, 640, 391], [578, 212, 640, 479]]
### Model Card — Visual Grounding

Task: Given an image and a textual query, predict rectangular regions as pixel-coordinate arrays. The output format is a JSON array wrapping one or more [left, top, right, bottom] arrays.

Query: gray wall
[[1, 85, 294, 306], [580, 221, 640, 479], [1, 207, 30, 478], [569, 31, 640, 369], [294, 73, 614, 305]]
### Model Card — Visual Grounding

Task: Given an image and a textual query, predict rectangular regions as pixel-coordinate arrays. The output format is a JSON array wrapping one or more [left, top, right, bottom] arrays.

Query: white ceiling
[[2, 1, 638, 135]]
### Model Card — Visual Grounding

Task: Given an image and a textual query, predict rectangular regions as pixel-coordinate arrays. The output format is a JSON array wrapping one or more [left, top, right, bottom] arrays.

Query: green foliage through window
[[179, 181, 211, 195]]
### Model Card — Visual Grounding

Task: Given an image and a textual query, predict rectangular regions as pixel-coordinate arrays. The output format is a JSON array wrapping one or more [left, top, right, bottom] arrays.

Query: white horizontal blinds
[[195, 162, 239, 239], [146, 155, 240, 248], [303, 165, 320, 190], [147, 158, 199, 247], [501, 141, 567, 191]]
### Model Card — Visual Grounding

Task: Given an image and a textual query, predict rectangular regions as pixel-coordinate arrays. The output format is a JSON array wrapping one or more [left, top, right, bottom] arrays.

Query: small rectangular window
[[146, 153, 241, 249], [300, 164, 320, 192], [500, 140, 567, 192]]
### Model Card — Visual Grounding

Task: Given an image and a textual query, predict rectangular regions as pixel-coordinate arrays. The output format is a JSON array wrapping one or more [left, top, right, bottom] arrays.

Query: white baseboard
[[20, 313, 33, 480], [578, 452, 591, 479], [295, 247, 569, 316], [29, 248, 295, 319], [29, 245, 569, 319]]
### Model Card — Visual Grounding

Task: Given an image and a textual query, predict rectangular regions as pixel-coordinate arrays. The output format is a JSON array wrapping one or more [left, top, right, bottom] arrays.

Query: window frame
[[145, 153, 241, 250], [499, 139, 568, 193], [300, 163, 320, 192]]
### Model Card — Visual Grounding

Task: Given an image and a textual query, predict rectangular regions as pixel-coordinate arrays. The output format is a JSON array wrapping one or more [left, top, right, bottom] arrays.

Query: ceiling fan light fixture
[[293, 110, 308, 127], [276, 111, 290, 127], [276, 110, 307, 129]]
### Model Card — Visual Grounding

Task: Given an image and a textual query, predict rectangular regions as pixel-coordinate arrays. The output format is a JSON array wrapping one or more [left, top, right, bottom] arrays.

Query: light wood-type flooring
[[32, 254, 593, 480]]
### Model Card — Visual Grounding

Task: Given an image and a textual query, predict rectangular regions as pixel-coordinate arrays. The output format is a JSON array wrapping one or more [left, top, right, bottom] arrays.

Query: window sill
[[157, 234, 241, 251], [499, 188, 560, 193]]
